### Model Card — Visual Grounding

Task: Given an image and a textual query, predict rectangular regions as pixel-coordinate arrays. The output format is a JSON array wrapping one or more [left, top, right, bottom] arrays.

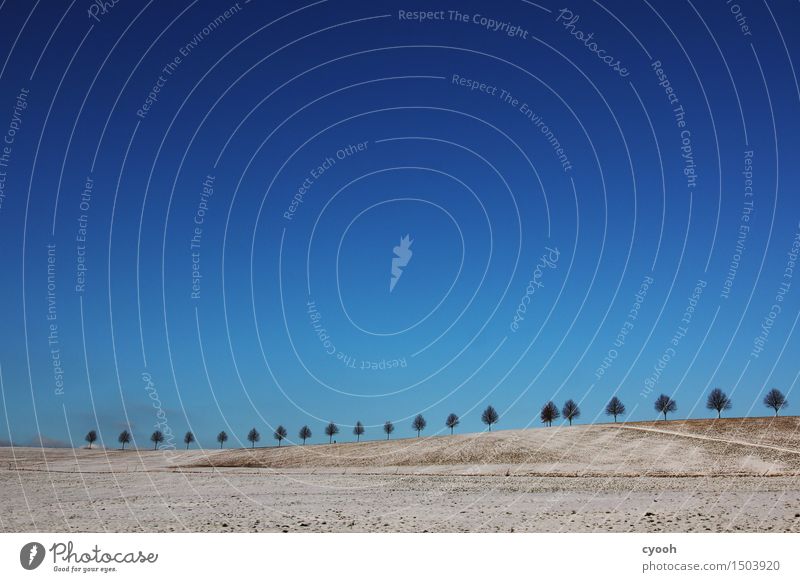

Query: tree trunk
[[450, 427, 453, 435]]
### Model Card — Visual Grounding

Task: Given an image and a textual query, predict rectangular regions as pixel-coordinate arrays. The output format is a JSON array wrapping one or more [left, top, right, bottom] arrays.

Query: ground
[[1, 417, 799, 532]]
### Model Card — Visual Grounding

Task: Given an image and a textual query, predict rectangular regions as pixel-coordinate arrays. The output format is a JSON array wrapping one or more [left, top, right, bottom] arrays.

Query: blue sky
[[0, 0, 798, 448]]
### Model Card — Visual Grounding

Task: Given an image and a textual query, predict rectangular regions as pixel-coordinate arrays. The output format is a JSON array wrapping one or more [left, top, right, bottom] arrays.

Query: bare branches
[[353, 421, 365, 442], [85, 430, 97, 449], [412, 414, 427, 437], [150, 430, 164, 450], [325, 422, 339, 443], [445, 413, 460, 434], [540, 401, 560, 426], [654, 394, 677, 420], [605, 397, 625, 423], [117, 430, 131, 450], [706, 388, 732, 418], [247, 428, 260, 448], [298, 425, 312, 445], [764, 388, 788, 416], [481, 406, 499, 431], [562, 400, 580, 426], [274, 425, 287, 446]]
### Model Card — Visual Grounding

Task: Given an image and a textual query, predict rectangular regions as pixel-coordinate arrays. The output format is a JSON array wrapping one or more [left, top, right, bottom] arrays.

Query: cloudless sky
[[0, 0, 798, 448]]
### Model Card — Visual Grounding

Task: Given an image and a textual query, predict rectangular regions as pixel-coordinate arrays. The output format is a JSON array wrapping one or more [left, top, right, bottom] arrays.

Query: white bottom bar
[[1, 533, 797, 580]]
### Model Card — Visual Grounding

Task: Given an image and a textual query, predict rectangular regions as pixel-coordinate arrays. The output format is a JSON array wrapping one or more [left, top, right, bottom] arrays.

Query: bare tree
[[298, 425, 312, 445], [247, 427, 260, 448], [706, 388, 732, 418], [325, 422, 339, 444], [540, 401, 560, 426], [445, 413, 460, 435], [150, 430, 164, 450], [183, 431, 195, 450], [481, 405, 499, 431], [216, 431, 228, 448], [654, 394, 677, 420], [412, 414, 427, 437], [118, 430, 131, 450], [85, 430, 97, 449], [562, 399, 580, 426], [353, 421, 365, 442], [274, 425, 287, 446], [763, 388, 788, 416], [383, 420, 394, 439], [605, 396, 625, 422]]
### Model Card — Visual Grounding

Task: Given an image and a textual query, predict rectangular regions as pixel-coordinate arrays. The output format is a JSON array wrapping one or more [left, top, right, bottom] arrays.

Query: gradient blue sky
[[0, 0, 798, 448]]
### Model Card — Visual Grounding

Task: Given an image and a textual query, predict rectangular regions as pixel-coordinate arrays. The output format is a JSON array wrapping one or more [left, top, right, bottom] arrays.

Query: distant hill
[[182, 416, 800, 477]]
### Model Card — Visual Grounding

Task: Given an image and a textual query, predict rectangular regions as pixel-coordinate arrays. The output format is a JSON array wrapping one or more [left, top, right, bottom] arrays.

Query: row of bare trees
[[93, 429, 197, 451], [81, 429, 198, 451], [593, 387, 789, 425], [86, 389, 789, 449], [538, 387, 790, 427], [89, 407, 498, 450]]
